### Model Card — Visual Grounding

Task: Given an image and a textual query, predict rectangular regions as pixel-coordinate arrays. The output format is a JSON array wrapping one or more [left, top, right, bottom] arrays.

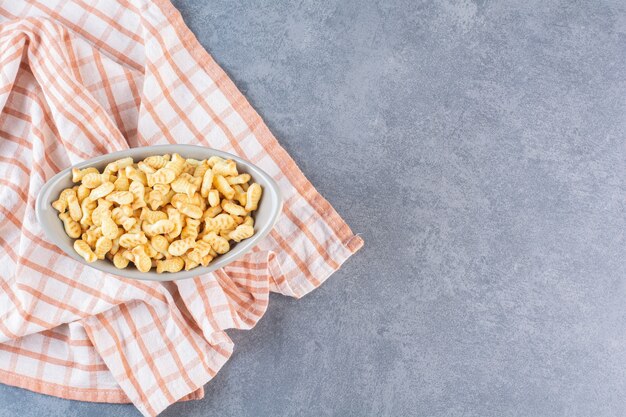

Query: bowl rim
[[35, 144, 283, 281]]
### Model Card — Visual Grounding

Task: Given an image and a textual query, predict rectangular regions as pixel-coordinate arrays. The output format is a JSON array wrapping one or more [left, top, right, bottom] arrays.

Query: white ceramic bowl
[[35, 145, 282, 281]]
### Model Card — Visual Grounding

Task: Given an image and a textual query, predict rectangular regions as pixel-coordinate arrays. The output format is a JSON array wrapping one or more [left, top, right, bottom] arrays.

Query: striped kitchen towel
[[0, 1, 363, 415]]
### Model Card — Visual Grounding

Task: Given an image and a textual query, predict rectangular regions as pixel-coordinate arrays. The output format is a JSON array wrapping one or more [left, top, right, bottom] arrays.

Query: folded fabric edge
[[0, 368, 205, 404], [267, 234, 364, 299], [0, 368, 129, 403]]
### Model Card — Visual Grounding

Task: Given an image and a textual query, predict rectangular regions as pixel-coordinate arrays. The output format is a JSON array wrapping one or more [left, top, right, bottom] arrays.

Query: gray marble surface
[[2, 0, 626, 416]]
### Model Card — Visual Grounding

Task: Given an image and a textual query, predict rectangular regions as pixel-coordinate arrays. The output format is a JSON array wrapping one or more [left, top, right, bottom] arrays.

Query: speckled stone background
[[2, 0, 626, 416]]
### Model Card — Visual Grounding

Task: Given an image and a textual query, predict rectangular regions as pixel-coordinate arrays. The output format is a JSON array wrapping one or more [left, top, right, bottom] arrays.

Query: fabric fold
[[0, 1, 363, 415]]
